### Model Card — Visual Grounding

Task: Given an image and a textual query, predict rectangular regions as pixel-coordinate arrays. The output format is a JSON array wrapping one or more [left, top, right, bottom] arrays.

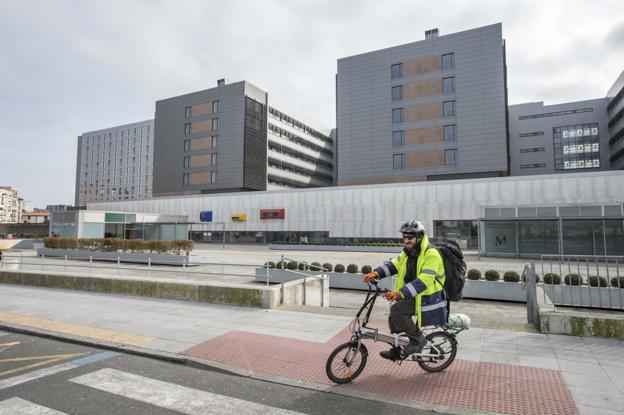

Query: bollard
[[89, 256, 92, 274]]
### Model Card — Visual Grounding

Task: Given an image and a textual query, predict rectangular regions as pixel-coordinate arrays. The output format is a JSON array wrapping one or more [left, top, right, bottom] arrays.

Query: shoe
[[400, 336, 427, 359], [379, 347, 401, 361]]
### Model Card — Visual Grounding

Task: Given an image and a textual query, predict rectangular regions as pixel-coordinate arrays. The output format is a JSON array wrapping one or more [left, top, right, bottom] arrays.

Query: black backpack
[[429, 240, 466, 301]]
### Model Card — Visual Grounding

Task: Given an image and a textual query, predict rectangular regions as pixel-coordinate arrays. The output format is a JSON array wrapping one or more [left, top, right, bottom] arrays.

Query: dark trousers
[[388, 298, 422, 342]]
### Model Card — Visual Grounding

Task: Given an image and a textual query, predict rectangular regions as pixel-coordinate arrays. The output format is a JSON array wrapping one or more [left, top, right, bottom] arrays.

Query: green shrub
[[588, 276, 607, 287], [309, 262, 322, 271], [611, 277, 624, 288], [287, 261, 298, 270], [522, 273, 541, 283], [484, 270, 500, 281], [276, 260, 286, 269], [322, 263, 333, 272], [264, 261, 275, 269], [361, 265, 373, 274], [334, 264, 345, 273], [467, 269, 481, 280], [346, 264, 359, 273], [297, 262, 307, 271], [544, 273, 561, 284], [564, 273, 583, 286], [503, 271, 520, 283]]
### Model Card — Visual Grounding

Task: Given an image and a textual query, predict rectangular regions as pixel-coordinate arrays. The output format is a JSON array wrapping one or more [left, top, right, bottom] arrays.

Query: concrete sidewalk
[[1, 285, 623, 415]]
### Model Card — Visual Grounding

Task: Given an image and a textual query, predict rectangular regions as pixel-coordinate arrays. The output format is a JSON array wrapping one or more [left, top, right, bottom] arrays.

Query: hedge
[[334, 264, 345, 273], [503, 271, 520, 283], [467, 269, 481, 280], [346, 264, 359, 273], [564, 273, 583, 286], [322, 263, 333, 272], [44, 237, 193, 255], [484, 270, 500, 281], [544, 273, 561, 284], [588, 276, 607, 287]]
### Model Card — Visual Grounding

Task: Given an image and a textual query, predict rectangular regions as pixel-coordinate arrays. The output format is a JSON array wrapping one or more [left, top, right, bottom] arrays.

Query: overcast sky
[[1, 0, 622, 208]]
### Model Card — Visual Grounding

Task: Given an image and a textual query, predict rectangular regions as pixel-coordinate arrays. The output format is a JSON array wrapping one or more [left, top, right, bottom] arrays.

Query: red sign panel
[[260, 209, 285, 219]]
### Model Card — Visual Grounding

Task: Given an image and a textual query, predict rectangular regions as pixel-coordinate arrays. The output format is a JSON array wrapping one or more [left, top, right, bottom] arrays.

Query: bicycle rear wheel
[[325, 341, 368, 384], [417, 331, 457, 373]]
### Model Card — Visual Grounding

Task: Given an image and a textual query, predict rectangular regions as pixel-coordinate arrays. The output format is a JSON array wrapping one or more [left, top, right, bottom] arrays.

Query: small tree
[[544, 273, 561, 285], [467, 269, 482, 280], [503, 271, 520, 283], [346, 264, 359, 273], [484, 270, 500, 281]]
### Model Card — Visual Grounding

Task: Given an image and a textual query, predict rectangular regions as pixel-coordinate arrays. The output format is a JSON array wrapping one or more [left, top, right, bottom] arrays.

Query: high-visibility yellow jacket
[[374, 234, 447, 327]]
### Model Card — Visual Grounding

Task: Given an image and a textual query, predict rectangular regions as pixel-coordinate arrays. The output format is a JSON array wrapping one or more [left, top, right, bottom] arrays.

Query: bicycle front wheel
[[417, 331, 457, 373], [325, 341, 368, 384]]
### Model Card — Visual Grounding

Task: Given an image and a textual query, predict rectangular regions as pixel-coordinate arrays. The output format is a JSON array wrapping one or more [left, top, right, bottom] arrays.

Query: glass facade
[[434, 220, 478, 249], [553, 123, 600, 170]]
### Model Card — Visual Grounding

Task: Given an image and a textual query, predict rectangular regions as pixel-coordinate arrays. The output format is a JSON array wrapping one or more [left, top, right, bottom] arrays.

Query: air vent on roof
[[425, 28, 439, 39], [217, 79, 226, 87]]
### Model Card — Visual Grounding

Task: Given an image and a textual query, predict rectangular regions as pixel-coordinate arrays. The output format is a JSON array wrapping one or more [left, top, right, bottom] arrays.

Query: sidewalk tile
[[456, 350, 480, 362], [518, 355, 560, 370], [478, 351, 519, 365], [568, 386, 622, 412], [577, 404, 623, 415], [562, 372, 617, 393], [556, 350, 600, 365], [558, 360, 606, 376], [601, 365, 624, 381]]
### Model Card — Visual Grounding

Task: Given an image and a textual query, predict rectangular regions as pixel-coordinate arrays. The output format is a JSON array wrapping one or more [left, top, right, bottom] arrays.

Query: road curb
[[0, 321, 503, 415]]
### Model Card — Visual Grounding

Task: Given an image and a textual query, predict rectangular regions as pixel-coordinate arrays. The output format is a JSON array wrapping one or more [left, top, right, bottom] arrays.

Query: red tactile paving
[[183, 321, 578, 415]]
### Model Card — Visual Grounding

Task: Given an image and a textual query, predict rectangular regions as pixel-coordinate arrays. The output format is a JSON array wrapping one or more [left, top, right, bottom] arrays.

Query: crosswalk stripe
[[71, 368, 306, 415], [0, 397, 68, 415]]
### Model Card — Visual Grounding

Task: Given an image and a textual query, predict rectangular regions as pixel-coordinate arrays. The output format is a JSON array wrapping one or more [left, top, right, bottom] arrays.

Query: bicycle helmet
[[399, 219, 426, 235]]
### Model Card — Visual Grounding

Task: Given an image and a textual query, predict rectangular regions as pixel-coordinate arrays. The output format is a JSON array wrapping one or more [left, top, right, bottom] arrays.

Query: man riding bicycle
[[363, 220, 447, 360]]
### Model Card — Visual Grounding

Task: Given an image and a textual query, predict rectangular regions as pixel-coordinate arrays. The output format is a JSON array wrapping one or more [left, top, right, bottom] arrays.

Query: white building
[[0, 187, 23, 224]]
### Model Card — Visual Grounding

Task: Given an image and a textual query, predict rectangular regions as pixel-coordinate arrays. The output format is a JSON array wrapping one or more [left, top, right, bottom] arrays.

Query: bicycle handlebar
[[367, 278, 390, 293]]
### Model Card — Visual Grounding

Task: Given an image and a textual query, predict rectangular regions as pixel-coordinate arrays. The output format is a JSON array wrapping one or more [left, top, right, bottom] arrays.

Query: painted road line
[[71, 368, 306, 415], [0, 341, 20, 353], [0, 312, 154, 346], [0, 352, 119, 391], [0, 353, 87, 378], [0, 397, 68, 415]]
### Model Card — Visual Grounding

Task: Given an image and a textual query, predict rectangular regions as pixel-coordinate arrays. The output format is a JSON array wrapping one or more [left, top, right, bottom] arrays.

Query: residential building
[[607, 70, 624, 169], [23, 209, 49, 224], [0, 187, 23, 224], [153, 80, 334, 197], [336, 23, 509, 185], [75, 119, 154, 206], [508, 99, 610, 175]]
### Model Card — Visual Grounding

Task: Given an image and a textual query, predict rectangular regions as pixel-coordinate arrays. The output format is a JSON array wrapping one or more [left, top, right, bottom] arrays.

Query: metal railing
[[521, 263, 539, 324], [539, 254, 624, 310]]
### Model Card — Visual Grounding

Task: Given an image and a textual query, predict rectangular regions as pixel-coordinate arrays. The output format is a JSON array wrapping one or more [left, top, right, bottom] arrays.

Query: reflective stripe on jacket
[[374, 234, 447, 327]]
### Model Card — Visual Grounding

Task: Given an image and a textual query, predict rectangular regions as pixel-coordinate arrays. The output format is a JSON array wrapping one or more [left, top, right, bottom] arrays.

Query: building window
[[182, 173, 189, 185], [212, 118, 219, 130], [184, 123, 192, 135], [443, 77, 455, 93], [211, 135, 218, 148], [392, 108, 403, 123], [184, 140, 190, 152], [445, 149, 457, 165], [212, 100, 220, 113], [183, 156, 190, 169], [442, 53, 455, 70], [391, 63, 403, 79], [393, 154, 404, 169], [185, 106, 191, 119], [211, 171, 218, 184], [444, 125, 456, 141], [391, 86, 403, 101], [443, 101, 456, 117], [211, 154, 218, 165], [392, 131, 404, 146]]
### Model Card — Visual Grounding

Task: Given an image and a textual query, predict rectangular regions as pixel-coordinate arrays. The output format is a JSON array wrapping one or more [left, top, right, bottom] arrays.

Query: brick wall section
[[405, 150, 444, 168], [406, 126, 444, 144], [190, 172, 212, 185], [190, 137, 212, 151], [404, 56, 441, 76], [405, 102, 443, 122], [404, 79, 443, 99], [190, 155, 212, 168], [191, 102, 213, 117], [192, 120, 213, 134]]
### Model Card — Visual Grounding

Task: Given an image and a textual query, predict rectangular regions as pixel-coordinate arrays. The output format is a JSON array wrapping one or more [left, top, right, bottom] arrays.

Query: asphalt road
[[0, 331, 433, 415]]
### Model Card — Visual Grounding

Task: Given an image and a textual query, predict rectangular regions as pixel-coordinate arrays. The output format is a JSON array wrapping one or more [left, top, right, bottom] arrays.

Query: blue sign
[[200, 211, 213, 222]]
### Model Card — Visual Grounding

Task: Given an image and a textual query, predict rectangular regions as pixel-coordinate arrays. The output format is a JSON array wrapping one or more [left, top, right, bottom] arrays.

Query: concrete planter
[[543, 284, 623, 309], [463, 279, 526, 302], [37, 248, 200, 266], [255, 268, 398, 291]]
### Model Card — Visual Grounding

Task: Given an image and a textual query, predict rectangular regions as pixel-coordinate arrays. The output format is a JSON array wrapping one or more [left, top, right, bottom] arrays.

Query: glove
[[363, 272, 379, 284], [384, 290, 404, 302]]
